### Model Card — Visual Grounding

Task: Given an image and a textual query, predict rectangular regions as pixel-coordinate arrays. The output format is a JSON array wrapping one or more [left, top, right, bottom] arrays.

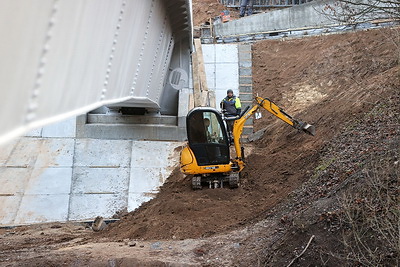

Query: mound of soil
[[101, 166, 294, 240], [192, 0, 227, 26], [264, 92, 399, 266], [102, 28, 399, 242]]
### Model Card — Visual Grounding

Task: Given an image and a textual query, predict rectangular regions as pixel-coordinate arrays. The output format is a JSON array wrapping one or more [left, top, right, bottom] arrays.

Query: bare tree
[[321, 0, 400, 62], [322, 0, 400, 23], [339, 151, 400, 267]]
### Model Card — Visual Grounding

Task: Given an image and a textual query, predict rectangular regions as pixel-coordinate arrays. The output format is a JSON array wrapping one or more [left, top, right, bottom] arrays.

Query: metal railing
[[220, 0, 314, 8]]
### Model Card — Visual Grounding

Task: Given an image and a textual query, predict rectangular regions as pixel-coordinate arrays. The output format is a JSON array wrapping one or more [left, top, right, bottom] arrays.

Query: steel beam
[[0, 0, 193, 145]]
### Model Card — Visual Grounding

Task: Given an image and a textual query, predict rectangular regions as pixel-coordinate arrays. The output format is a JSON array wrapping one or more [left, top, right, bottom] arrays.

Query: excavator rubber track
[[192, 176, 202, 190], [191, 173, 240, 190], [229, 172, 239, 188]]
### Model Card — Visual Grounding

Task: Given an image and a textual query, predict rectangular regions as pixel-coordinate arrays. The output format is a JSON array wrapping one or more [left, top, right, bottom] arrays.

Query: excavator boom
[[180, 96, 315, 189], [232, 97, 315, 163], [255, 96, 315, 136]]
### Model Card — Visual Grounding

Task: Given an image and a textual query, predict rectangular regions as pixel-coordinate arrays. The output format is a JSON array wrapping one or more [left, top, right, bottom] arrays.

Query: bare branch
[[321, 0, 400, 23], [286, 235, 315, 267]]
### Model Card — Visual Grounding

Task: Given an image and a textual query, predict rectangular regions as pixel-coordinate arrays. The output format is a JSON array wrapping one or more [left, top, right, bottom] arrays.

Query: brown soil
[[1, 24, 398, 267], [192, 0, 227, 26], [192, 0, 240, 26], [100, 28, 398, 243]]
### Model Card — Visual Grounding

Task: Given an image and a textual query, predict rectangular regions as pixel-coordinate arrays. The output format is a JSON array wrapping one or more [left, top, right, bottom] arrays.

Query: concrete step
[[77, 123, 185, 141], [87, 114, 177, 126]]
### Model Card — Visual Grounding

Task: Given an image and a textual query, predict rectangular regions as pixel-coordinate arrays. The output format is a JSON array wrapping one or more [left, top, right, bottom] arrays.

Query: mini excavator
[[180, 96, 315, 190]]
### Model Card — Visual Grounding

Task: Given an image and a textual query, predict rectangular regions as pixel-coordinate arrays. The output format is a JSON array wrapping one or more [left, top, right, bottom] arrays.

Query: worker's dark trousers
[[226, 119, 235, 143], [240, 0, 253, 17]]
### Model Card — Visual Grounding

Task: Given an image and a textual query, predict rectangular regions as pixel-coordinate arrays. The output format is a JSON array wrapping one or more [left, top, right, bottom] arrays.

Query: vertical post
[[193, 39, 214, 108], [192, 51, 202, 107], [194, 39, 209, 93]]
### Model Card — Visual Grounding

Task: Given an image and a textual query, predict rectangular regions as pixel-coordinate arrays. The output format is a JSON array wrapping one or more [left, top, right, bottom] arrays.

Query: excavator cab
[[181, 107, 239, 189], [186, 107, 230, 166], [180, 96, 315, 190]]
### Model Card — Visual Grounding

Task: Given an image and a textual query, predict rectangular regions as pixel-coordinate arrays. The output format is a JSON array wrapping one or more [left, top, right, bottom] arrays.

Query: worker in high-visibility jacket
[[220, 89, 241, 143], [221, 89, 242, 117]]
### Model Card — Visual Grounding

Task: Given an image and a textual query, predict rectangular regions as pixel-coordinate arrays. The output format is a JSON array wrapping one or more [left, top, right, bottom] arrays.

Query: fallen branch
[[286, 235, 315, 267]]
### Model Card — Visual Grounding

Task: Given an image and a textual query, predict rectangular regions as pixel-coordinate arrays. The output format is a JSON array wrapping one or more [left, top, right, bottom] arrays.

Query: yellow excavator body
[[180, 146, 233, 175], [180, 96, 315, 189]]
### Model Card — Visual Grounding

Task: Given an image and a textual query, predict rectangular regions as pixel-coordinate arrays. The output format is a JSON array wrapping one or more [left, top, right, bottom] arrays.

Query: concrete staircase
[[77, 114, 185, 141]]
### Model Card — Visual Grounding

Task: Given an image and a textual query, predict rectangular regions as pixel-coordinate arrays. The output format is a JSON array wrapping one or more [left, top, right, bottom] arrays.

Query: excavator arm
[[180, 96, 315, 189], [254, 96, 316, 135], [231, 96, 315, 168]]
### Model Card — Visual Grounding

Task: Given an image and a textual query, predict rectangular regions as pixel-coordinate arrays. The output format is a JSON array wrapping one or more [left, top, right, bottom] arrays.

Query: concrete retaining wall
[[214, 0, 391, 38], [0, 117, 182, 226], [215, 1, 336, 37], [202, 43, 253, 135]]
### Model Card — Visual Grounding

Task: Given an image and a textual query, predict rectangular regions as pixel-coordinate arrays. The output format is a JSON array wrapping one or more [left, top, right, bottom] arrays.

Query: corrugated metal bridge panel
[[0, 0, 192, 145]]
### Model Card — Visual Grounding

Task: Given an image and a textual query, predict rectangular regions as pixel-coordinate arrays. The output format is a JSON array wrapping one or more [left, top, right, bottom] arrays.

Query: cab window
[[187, 109, 230, 166]]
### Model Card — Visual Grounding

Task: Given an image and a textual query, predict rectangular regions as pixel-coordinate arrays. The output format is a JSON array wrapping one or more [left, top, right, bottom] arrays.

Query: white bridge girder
[[0, 0, 192, 145]]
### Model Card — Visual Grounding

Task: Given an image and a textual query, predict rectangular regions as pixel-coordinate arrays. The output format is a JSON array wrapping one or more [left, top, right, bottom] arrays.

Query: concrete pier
[[0, 117, 182, 225]]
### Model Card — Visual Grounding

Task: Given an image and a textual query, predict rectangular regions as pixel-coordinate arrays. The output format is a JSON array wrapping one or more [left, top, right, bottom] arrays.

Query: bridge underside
[[0, 0, 192, 145]]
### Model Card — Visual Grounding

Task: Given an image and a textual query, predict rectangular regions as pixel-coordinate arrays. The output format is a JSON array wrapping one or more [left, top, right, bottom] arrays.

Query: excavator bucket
[[300, 123, 316, 136]]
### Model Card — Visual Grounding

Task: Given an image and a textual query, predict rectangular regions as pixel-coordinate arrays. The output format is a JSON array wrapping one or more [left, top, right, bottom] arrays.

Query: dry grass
[[339, 149, 399, 266]]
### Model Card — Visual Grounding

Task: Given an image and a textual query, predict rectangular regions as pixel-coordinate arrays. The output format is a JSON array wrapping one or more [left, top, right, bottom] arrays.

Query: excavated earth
[[101, 27, 399, 242], [0, 19, 398, 267], [192, 0, 241, 26]]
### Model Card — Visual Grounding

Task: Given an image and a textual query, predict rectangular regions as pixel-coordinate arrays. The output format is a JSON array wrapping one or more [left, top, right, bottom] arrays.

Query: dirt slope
[[1, 27, 398, 266], [192, 0, 227, 26], [101, 28, 399, 243]]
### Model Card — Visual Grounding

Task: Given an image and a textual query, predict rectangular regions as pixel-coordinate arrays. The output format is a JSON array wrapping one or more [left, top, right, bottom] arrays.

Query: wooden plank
[[189, 93, 194, 110], [194, 39, 209, 93], [201, 91, 209, 107], [191, 51, 202, 107], [193, 38, 218, 107]]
